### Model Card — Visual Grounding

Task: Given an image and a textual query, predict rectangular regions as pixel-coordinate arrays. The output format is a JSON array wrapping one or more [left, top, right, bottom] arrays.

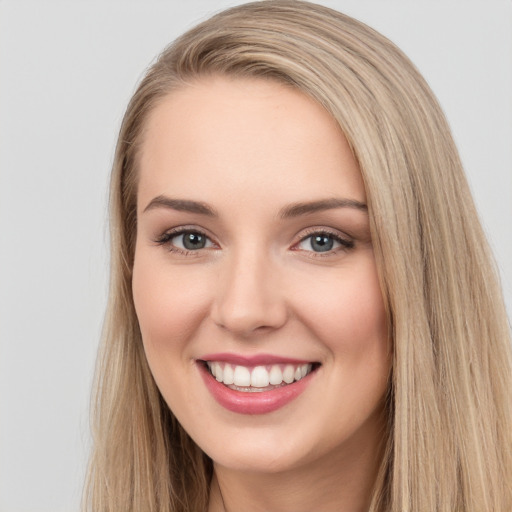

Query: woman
[[84, 1, 512, 511]]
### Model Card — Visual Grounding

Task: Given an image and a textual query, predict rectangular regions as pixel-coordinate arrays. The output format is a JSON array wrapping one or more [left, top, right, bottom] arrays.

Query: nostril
[[212, 310, 287, 337]]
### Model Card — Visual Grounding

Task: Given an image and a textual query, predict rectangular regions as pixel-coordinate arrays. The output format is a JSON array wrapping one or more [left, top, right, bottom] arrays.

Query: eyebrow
[[143, 196, 218, 216], [142, 195, 367, 218], [279, 198, 367, 218]]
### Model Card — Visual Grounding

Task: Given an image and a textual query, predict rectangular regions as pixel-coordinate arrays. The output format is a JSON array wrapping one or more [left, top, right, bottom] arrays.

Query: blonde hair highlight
[[84, 1, 512, 511]]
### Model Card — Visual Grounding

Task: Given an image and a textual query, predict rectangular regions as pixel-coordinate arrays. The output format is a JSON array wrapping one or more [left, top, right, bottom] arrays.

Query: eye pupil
[[311, 235, 334, 252], [183, 232, 206, 250]]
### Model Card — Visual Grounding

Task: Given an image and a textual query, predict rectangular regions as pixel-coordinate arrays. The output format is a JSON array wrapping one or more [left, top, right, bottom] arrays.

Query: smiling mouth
[[202, 361, 320, 392]]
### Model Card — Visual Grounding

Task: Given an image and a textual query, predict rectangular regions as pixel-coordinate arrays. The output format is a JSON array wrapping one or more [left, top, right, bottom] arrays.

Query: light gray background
[[1, 1, 511, 511]]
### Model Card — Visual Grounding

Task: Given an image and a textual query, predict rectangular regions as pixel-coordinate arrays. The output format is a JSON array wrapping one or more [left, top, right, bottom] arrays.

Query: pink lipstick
[[197, 353, 319, 415]]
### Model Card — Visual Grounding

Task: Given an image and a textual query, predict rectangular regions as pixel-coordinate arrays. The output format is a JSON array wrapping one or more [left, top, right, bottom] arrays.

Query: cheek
[[132, 252, 211, 353], [295, 259, 387, 352], [300, 261, 390, 427]]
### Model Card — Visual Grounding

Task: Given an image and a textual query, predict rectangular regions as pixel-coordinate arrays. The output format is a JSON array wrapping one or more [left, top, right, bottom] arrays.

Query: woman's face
[[133, 77, 390, 474]]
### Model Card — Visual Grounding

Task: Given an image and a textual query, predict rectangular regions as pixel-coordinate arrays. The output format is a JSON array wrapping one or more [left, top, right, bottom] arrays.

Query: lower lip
[[198, 363, 316, 415]]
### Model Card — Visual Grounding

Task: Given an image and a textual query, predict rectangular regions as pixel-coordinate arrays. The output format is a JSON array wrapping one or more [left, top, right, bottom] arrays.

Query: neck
[[208, 421, 387, 512]]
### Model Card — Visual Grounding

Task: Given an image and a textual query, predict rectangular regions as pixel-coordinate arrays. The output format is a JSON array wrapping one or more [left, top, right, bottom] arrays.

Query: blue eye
[[155, 229, 215, 252], [171, 231, 213, 250], [297, 232, 352, 253]]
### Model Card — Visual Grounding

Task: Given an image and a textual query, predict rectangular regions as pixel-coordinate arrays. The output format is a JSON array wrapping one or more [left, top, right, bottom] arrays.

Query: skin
[[132, 77, 391, 512]]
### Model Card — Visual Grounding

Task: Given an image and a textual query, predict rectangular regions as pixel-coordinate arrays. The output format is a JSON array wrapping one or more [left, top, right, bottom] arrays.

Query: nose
[[211, 250, 288, 337]]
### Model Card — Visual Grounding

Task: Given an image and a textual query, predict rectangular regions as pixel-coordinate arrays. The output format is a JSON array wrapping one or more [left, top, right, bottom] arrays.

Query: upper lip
[[198, 352, 316, 366]]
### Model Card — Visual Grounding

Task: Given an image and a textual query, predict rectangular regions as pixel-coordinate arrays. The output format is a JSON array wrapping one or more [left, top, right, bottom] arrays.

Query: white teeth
[[207, 361, 314, 389], [223, 364, 234, 385], [269, 365, 283, 385], [213, 362, 223, 382], [233, 365, 251, 387], [283, 365, 295, 384], [251, 366, 270, 387]]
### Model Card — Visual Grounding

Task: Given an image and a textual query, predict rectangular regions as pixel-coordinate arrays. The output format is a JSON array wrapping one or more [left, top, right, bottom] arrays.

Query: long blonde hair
[[84, 1, 512, 510]]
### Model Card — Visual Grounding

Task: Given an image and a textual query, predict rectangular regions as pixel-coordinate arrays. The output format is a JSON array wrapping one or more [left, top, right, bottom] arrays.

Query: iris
[[182, 232, 207, 250], [310, 234, 334, 252]]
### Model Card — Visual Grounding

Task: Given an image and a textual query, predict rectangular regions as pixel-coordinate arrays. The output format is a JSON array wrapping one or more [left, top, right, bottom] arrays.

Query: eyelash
[[294, 228, 355, 257], [154, 227, 354, 257], [154, 227, 215, 256]]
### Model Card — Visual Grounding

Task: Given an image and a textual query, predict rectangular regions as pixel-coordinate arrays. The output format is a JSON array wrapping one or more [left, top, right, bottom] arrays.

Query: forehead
[[137, 76, 365, 212]]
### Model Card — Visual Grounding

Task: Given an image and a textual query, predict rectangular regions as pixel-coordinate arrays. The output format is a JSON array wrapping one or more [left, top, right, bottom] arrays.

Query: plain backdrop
[[0, 1, 511, 511]]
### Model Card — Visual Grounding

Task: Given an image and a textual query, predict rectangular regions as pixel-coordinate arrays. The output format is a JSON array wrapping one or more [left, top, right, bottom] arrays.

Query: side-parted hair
[[84, 1, 512, 511]]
